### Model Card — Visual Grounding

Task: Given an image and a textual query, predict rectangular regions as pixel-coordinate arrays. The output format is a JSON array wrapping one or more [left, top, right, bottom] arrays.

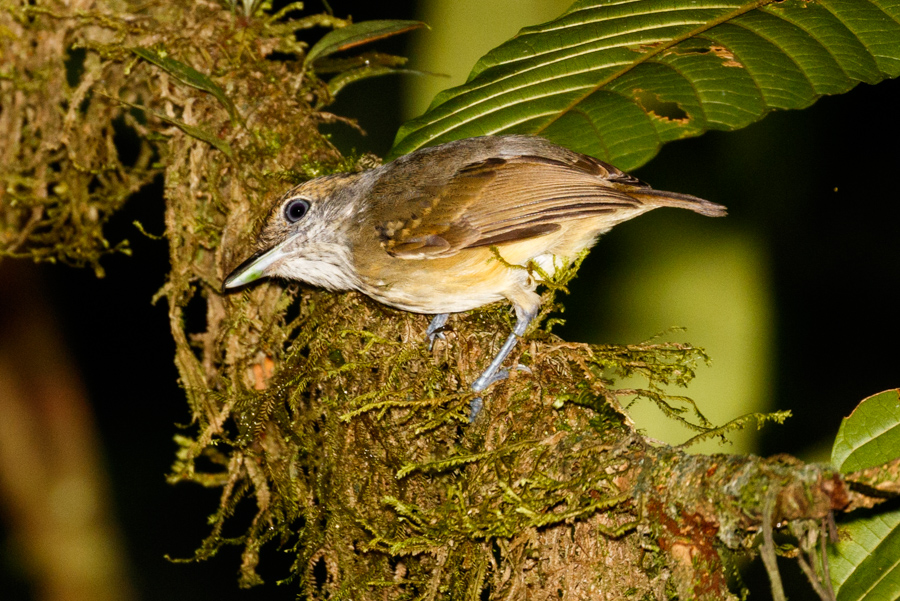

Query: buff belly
[[354, 226, 605, 316]]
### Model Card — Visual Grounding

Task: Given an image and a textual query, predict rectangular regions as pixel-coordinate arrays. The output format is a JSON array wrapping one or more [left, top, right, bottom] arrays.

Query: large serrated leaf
[[389, 0, 900, 169], [829, 389, 900, 601]]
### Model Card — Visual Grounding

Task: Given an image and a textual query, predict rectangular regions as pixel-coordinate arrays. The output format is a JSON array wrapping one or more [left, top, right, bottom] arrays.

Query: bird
[[223, 135, 726, 417]]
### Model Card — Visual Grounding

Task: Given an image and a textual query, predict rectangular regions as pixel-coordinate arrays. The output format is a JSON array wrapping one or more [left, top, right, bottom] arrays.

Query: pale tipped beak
[[223, 245, 284, 290]]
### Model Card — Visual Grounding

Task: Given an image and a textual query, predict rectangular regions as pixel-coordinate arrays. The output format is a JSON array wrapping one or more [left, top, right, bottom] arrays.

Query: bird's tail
[[631, 188, 727, 218]]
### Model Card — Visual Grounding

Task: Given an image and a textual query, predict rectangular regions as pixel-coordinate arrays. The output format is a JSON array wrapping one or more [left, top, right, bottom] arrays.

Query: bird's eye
[[283, 198, 310, 223]]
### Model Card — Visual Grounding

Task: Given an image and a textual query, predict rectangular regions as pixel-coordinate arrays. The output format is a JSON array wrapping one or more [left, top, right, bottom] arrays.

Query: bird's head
[[223, 172, 368, 292]]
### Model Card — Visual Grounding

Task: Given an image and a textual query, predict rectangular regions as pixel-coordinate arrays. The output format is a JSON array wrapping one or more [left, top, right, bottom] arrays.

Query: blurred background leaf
[[303, 19, 425, 67], [303, 19, 428, 98]]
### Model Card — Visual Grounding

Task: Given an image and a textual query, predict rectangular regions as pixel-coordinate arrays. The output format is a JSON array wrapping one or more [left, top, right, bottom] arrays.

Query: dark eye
[[283, 198, 310, 223]]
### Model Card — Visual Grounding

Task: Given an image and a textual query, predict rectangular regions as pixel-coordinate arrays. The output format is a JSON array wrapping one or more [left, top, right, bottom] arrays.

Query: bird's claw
[[471, 364, 531, 392], [427, 331, 445, 350], [469, 364, 531, 421], [425, 313, 450, 350], [469, 397, 484, 422]]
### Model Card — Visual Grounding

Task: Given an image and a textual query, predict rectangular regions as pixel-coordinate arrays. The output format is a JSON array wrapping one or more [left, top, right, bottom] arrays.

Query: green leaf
[[327, 64, 419, 97], [303, 20, 426, 68], [832, 389, 900, 473], [110, 96, 233, 158], [312, 51, 437, 99], [389, 0, 900, 169], [159, 117, 233, 158], [131, 47, 240, 126], [829, 389, 900, 601], [829, 504, 900, 601]]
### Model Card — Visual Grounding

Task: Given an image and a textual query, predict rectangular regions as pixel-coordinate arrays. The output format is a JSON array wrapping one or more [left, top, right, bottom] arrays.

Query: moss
[[0, 6, 159, 273], [3, 4, 816, 600]]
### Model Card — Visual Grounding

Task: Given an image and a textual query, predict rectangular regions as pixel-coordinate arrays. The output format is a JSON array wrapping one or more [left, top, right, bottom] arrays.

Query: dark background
[[2, 1, 898, 599]]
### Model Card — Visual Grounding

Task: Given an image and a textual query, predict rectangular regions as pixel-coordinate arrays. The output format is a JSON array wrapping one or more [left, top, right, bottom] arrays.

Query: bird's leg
[[426, 313, 450, 350], [471, 331, 522, 393], [469, 309, 536, 420]]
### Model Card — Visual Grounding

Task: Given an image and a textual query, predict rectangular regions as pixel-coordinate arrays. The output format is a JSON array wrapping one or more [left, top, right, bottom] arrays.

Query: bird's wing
[[375, 154, 645, 259]]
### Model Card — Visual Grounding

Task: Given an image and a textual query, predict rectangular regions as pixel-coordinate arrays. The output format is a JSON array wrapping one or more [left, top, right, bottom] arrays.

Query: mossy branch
[[5, 3, 899, 600]]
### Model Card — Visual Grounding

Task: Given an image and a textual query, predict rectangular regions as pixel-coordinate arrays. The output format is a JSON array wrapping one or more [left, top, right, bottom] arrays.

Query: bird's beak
[[223, 244, 285, 290]]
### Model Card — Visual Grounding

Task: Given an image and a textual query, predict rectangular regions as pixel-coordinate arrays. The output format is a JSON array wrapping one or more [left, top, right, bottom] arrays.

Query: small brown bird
[[224, 135, 726, 416]]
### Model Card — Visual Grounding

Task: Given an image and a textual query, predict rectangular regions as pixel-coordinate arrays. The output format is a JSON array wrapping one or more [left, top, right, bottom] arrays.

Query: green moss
[[4, 4, 805, 599]]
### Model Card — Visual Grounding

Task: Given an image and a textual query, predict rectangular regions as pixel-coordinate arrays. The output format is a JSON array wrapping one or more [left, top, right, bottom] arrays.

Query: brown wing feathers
[[456, 156, 643, 241], [379, 155, 640, 257], [378, 149, 723, 258], [465, 223, 562, 249], [627, 187, 727, 217]]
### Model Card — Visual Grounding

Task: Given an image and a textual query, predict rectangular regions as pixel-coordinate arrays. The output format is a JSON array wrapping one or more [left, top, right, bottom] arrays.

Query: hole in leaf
[[709, 45, 743, 68], [665, 39, 712, 57], [632, 89, 689, 122]]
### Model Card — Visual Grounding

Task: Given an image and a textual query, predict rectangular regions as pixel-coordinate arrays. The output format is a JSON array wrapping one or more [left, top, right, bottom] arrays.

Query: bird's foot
[[471, 364, 531, 393], [469, 364, 531, 421], [425, 313, 450, 350], [468, 397, 484, 422]]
